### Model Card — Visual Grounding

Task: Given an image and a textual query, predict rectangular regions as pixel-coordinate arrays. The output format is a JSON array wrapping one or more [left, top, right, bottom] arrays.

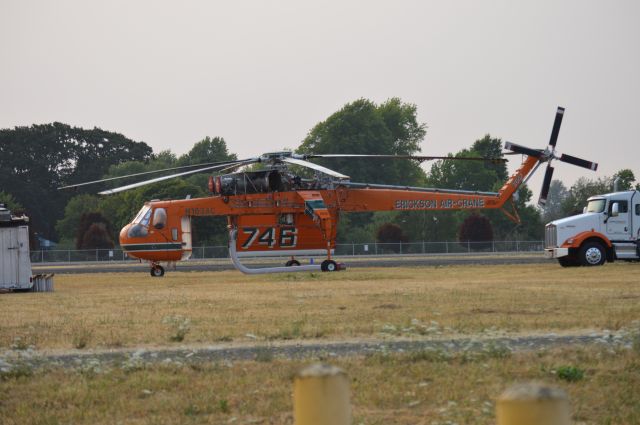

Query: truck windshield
[[586, 199, 606, 213]]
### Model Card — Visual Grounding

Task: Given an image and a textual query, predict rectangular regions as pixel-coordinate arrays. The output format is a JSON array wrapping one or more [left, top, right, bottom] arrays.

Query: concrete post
[[293, 363, 351, 425], [496, 383, 571, 425]]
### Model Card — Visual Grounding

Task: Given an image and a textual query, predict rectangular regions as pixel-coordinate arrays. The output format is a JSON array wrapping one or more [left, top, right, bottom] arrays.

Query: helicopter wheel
[[150, 265, 165, 277], [285, 260, 301, 267], [320, 259, 338, 272]]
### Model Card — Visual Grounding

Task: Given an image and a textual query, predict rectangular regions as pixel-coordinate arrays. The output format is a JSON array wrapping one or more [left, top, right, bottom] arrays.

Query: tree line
[[1, 98, 637, 250]]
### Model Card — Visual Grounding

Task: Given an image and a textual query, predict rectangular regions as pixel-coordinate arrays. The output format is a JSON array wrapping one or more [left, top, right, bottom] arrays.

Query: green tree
[[0, 192, 24, 212], [0, 123, 152, 239], [57, 137, 237, 246], [458, 213, 493, 250], [178, 137, 237, 166], [612, 169, 636, 191], [561, 176, 612, 216], [298, 98, 427, 185], [560, 169, 637, 216], [299, 98, 427, 241], [55, 194, 101, 242], [426, 135, 506, 191], [75, 212, 115, 250], [541, 180, 569, 223], [426, 135, 542, 240]]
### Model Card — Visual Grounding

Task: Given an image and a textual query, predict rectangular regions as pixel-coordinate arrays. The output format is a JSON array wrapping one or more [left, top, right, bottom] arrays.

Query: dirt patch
[[469, 308, 546, 315], [374, 303, 401, 309]]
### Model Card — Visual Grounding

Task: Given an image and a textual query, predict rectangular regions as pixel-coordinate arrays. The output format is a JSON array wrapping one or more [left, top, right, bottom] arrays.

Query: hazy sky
[[1, 0, 638, 196]]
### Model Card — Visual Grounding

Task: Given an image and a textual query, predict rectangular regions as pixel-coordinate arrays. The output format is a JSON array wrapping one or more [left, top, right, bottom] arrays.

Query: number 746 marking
[[242, 227, 297, 249]]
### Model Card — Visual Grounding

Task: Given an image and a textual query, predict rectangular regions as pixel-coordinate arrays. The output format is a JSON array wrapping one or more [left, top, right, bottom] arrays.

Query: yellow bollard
[[496, 382, 571, 425], [293, 363, 351, 425]]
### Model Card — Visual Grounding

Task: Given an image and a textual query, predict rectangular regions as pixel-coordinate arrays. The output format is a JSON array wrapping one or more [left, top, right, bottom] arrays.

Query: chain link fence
[[30, 240, 544, 263]]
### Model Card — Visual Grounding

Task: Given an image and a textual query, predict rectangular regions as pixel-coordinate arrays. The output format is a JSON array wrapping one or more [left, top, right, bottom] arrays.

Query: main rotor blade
[[548, 106, 565, 148], [538, 165, 555, 208], [98, 160, 258, 195], [281, 157, 349, 179], [305, 154, 506, 163], [503, 142, 544, 158], [559, 153, 598, 171], [59, 158, 250, 190]]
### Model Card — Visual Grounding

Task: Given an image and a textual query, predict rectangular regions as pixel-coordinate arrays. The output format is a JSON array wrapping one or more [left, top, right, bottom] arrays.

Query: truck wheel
[[579, 242, 606, 266], [558, 256, 579, 267], [285, 260, 300, 267]]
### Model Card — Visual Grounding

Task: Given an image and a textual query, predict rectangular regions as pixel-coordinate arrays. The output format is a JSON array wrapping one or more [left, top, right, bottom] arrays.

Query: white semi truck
[[545, 190, 640, 266]]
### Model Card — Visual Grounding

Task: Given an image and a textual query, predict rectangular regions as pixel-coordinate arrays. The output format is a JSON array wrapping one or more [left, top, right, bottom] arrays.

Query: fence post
[[492, 240, 495, 252], [467, 240, 470, 253], [496, 383, 570, 425], [446, 241, 449, 254], [422, 240, 425, 254], [399, 241, 402, 254], [352, 242, 355, 256], [293, 363, 350, 425]]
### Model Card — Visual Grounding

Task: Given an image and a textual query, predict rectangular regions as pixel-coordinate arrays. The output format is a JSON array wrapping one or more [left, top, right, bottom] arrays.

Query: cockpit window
[[127, 224, 148, 238], [140, 209, 152, 226], [133, 206, 151, 224], [153, 208, 167, 229], [586, 199, 606, 213]]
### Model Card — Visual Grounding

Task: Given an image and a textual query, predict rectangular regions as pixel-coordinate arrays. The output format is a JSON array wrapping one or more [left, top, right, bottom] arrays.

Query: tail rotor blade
[[559, 153, 598, 171], [504, 142, 543, 158], [548, 106, 565, 148], [538, 165, 555, 207]]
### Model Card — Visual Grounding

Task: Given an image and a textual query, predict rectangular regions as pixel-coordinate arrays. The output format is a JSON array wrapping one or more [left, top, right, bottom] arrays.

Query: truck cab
[[545, 190, 640, 266]]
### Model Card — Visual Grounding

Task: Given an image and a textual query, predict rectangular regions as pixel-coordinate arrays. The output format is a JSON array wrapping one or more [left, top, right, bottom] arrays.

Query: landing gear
[[285, 259, 301, 267], [321, 259, 338, 272], [150, 264, 165, 277]]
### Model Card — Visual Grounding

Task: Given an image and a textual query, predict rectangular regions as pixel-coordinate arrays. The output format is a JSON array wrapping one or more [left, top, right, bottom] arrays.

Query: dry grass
[[1, 263, 639, 350], [1, 346, 638, 424]]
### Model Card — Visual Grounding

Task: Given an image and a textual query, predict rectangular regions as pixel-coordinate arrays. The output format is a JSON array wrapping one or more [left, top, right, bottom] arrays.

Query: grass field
[[1, 347, 639, 424], [1, 263, 639, 350], [1, 263, 639, 424]]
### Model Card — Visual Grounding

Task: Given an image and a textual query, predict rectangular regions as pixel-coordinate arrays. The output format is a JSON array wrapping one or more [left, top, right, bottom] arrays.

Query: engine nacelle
[[215, 170, 286, 195]]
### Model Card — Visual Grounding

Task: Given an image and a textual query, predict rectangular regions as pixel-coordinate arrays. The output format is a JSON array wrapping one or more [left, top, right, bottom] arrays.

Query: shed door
[[17, 226, 31, 285], [1, 228, 19, 286]]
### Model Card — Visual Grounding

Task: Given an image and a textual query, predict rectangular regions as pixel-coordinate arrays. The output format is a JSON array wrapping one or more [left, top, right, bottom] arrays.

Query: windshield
[[586, 199, 606, 213], [132, 205, 152, 224]]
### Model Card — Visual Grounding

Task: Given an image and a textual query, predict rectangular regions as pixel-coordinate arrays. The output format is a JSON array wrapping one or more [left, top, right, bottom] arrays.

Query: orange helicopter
[[62, 107, 597, 276]]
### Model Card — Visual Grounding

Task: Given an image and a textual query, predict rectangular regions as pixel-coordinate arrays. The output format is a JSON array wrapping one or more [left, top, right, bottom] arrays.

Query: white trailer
[[0, 205, 53, 291], [545, 190, 640, 266]]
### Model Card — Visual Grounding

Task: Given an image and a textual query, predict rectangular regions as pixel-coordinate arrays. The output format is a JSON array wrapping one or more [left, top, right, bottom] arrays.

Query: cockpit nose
[[120, 223, 149, 243]]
